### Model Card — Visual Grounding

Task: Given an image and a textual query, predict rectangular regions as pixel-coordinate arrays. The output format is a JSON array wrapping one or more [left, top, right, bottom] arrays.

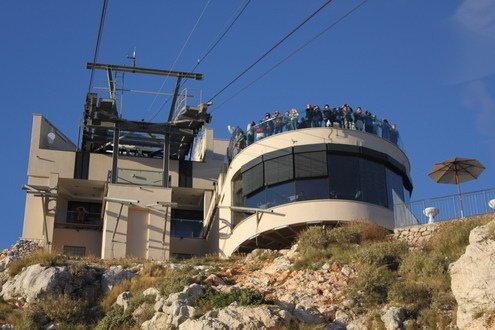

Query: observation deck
[[217, 124, 413, 256]]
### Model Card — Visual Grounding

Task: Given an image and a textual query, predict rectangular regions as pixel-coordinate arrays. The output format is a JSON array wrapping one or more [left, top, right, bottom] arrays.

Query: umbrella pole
[[456, 172, 464, 218]]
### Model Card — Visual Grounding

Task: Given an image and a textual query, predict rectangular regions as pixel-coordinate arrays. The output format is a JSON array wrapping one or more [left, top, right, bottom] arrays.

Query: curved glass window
[[296, 177, 329, 201], [328, 155, 361, 201], [265, 155, 293, 185], [243, 163, 263, 195], [295, 151, 327, 178], [231, 144, 412, 226]]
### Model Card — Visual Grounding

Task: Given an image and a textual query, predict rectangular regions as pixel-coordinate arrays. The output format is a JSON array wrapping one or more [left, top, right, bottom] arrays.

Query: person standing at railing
[[322, 104, 331, 127], [283, 111, 291, 131], [372, 114, 381, 135], [305, 104, 313, 127], [246, 121, 255, 145], [343, 104, 354, 129], [75, 207, 88, 223], [288, 107, 299, 130], [354, 107, 365, 131], [390, 123, 399, 145], [273, 111, 284, 134], [264, 113, 274, 136], [312, 105, 323, 127], [335, 105, 345, 128], [255, 120, 266, 141], [381, 119, 391, 140], [364, 110, 373, 133]]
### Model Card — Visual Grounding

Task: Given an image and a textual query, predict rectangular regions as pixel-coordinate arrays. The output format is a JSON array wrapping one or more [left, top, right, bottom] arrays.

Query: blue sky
[[1, 0, 494, 248]]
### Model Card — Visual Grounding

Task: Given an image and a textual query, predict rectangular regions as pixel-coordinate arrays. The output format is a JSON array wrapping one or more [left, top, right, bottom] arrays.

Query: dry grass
[[7, 249, 67, 277], [294, 221, 391, 269], [100, 274, 156, 311]]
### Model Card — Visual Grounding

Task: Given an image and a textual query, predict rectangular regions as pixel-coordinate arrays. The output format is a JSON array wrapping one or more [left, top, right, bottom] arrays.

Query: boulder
[[244, 249, 276, 263], [0, 264, 70, 303], [115, 291, 132, 311], [143, 287, 161, 301], [261, 256, 291, 275], [179, 304, 293, 330], [101, 266, 135, 293], [165, 283, 204, 306], [381, 306, 405, 330], [450, 220, 495, 329]]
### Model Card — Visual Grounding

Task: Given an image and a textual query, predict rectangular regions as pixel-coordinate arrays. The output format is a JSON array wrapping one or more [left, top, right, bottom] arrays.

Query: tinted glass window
[[386, 168, 405, 209], [328, 154, 361, 200], [243, 163, 264, 195], [265, 155, 293, 186], [360, 159, 387, 207], [232, 173, 243, 206], [265, 181, 295, 207], [296, 177, 330, 201], [245, 188, 267, 209], [295, 151, 327, 178]]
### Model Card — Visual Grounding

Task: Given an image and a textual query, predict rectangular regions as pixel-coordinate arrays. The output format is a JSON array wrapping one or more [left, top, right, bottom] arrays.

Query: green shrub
[[95, 305, 133, 330], [347, 265, 395, 307], [295, 222, 391, 270], [7, 250, 67, 277], [194, 287, 265, 317], [388, 280, 432, 314], [356, 241, 408, 271], [156, 266, 200, 297], [298, 226, 333, 252], [27, 294, 95, 325], [427, 217, 491, 262]]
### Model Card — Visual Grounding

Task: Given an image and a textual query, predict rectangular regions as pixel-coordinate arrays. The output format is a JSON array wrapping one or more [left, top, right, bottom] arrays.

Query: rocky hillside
[[1, 214, 494, 329]]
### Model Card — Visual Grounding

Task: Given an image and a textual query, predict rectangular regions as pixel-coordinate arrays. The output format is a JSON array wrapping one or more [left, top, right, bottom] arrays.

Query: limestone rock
[[179, 318, 229, 330], [450, 220, 495, 329], [293, 304, 326, 324], [143, 287, 161, 301], [205, 274, 226, 286], [244, 249, 276, 263], [0, 264, 70, 303], [101, 266, 135, 293], [115, 291, 132, 311], [165, 283, 204, 306], [381, 306, 405, 330], [179, 304, 292, 330], [261, 256, 291, 275]]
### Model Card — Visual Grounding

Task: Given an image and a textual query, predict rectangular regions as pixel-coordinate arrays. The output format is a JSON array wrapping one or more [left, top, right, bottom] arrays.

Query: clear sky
[[1, 0, 494, 248]]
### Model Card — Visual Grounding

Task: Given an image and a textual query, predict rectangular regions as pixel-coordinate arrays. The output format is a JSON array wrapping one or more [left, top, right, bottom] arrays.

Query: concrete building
[[21, 62, 412, 259], [22, 109, 412, 259]]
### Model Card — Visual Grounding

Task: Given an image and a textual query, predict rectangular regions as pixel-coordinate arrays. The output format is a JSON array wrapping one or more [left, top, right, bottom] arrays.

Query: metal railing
[[55, 210, 103, 230], [228, 114, 404, 163], [394, 188, 495, 227]]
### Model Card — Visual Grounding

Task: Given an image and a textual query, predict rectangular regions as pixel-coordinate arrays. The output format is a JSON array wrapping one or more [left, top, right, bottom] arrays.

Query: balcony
[[227, 114, 405, 163], [55, 210, 103, 230]]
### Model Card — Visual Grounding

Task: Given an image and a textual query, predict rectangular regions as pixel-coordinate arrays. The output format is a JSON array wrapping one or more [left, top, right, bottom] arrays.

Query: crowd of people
[[242, 103, 400, 146]]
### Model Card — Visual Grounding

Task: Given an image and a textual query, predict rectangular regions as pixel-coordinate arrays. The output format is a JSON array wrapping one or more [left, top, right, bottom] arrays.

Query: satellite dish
[[488, 199, 495, 210], [47, 132, 56, 144]]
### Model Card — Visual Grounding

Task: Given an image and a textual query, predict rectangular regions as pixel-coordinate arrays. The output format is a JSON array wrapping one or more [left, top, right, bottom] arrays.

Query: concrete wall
[[220, 199, 394, 257], [52, 228, 102, 257], [170, 237, 207, 257], [101, 184, 172, 260]]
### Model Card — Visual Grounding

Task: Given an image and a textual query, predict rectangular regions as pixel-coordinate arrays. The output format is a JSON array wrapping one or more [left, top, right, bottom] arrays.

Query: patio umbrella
[[428, 157, 485, 217]]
